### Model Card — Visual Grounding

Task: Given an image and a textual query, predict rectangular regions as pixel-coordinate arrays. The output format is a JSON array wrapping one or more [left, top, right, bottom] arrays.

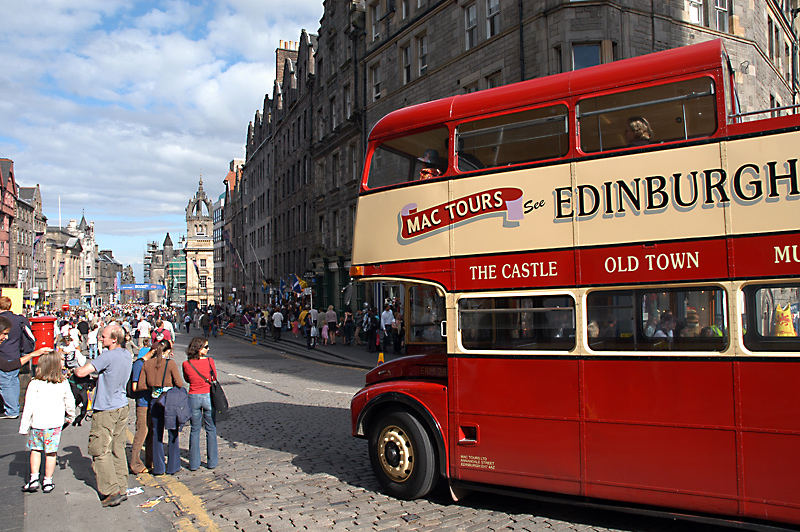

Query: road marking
[[229, 373, 271, 384], [126, 429, 220, 532], [307, 387, 356, 395]]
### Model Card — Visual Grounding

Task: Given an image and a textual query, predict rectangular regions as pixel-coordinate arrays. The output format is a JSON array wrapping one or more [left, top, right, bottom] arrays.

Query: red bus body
[[351, 40, 800, 526]]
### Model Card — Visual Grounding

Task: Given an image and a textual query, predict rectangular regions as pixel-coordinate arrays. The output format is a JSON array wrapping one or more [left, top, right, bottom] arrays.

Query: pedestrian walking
[[73, 324, 133, 507], [272, 308, 284, 341], [87, 323, 99, 359], [182, 337, 218, 471], [184, 313, 191, 334], [0, 296, 36, 419], [128, 343, 154, 474], [325, 305, 337, 345], [140, 340, 184, 475], [19, 351, 76, 494]]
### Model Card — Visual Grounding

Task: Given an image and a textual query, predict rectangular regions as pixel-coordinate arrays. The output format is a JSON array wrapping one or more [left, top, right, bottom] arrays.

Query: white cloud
[[0, 0, 323, 280]]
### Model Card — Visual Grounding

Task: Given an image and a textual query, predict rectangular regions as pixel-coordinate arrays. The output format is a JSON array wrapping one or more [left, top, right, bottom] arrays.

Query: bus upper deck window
[[578, 77, 717, 153], [366, 127, 449, 189], [455, 104, 569, 171]]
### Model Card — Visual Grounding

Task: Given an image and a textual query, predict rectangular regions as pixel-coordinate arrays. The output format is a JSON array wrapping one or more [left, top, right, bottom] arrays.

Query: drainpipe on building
[[518, 0, 525, 80], [792, 8, 800, 108]]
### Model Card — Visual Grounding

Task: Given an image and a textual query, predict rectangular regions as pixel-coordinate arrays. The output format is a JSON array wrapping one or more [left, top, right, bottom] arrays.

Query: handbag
[[188, 359, 229, 419], [151, 360, 170, 404]]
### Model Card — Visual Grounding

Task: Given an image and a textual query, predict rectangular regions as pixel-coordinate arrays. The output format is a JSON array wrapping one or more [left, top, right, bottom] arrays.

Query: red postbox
[[30, 316, 56, 365]]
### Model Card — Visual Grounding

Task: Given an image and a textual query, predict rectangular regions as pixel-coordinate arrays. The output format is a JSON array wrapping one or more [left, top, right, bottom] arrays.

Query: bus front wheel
[[368, 411, 436, 500]]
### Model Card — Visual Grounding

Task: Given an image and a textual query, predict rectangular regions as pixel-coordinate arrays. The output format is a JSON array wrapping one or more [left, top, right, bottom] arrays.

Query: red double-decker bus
[[349, 39, 800, 527]]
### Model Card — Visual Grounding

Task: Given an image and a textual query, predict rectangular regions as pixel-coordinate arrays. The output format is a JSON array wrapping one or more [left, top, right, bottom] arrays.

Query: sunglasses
[[202, 344, 209, 349]]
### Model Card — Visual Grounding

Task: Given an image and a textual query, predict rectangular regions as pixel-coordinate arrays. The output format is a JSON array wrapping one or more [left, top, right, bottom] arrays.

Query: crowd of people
[[1, 295, 404, 508], [0, 302, 220, 508], [228, 298, 405, 354]]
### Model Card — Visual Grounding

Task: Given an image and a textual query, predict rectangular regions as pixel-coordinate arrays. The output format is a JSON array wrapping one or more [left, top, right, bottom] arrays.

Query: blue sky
[[0, 0, 323, 280]]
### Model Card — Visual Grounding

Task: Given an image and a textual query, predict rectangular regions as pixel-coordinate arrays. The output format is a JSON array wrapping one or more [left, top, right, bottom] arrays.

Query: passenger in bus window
[[625, 116, 653, 146], [417, 149, 446, 179], [587, 320, 599, 338], [653, 312, 675, 338]]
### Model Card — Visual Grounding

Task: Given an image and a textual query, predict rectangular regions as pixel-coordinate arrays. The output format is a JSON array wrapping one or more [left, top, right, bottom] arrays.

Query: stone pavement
[[218, 324, 399, 370]]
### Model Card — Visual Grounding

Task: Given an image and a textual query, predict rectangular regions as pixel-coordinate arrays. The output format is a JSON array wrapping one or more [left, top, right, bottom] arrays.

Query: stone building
[[0, 159, 18, 287], [216, 160, 242, 307], [227, 0, 798, 310], [12, 189, 34, 293], [44, 227, 82, 307], [185, 179, 214, 307], [143, 233, 175, 305], [17, 185, 47, 301], [96, 249, 122, 305]]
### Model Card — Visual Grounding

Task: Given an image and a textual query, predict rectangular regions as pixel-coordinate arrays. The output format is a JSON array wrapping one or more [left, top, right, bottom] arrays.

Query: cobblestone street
[[168, 334, 730, 532]]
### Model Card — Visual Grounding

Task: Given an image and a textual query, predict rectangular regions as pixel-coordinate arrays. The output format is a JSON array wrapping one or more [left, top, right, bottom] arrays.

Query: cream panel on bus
[[449, 165, 574, 257], [352, 180, 451, 265], [724, 131, 800, 236], [572, 144, 727, 247]]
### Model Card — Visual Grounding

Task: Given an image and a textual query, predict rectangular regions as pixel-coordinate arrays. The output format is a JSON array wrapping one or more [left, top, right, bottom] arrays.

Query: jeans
[[0, 368, 20, 416], [150, 400, 181, 475], [188, 393, 218, 470]]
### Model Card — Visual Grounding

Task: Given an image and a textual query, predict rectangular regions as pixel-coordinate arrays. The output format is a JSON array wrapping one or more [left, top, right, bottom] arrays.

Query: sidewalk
[[0, 413, 25, 532], [217, 324, 403, 370]]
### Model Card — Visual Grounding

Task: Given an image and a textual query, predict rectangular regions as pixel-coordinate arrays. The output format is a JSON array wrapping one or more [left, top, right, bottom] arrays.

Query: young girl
[[19, 351, 76, 493], [321, 323, 329, 345]]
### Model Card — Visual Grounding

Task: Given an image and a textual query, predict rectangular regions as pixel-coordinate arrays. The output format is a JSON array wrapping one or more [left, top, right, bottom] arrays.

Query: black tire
[[368, 410, 437, 500]]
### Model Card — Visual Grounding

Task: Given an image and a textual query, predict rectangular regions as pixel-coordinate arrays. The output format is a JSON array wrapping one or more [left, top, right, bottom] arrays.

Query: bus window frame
[[740, 281, 800, 354], [452, 100, 573, 174], [362, 124, 455, 192], [455, 290, 577, 355], [583, 284, 731, 355], [574, 73, 723, 156]]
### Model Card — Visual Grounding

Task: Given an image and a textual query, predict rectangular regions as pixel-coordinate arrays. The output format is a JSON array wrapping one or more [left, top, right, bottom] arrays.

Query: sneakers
[[21, 479, 40, 492], [0, 414, 19, 419], [100, 492, 123, 507]]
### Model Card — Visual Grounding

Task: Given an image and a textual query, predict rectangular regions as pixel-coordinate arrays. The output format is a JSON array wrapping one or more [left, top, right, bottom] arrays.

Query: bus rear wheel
[[368, 411, 436, 500]]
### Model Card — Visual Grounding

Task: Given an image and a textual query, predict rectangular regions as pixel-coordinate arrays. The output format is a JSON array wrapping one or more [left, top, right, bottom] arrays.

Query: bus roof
[[369, 39, 727, 141]]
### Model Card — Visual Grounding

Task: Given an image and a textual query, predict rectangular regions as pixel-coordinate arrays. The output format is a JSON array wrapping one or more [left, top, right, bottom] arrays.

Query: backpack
[[20, 321, 36, 354]]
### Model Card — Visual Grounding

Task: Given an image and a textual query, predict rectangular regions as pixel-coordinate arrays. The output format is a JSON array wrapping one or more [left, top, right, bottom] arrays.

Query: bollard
[[252, 333, 257, 345], [377, 352, 385, 365]]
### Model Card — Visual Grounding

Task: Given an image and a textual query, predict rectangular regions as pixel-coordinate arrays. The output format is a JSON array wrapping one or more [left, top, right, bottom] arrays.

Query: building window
[[402, 0, 408, 19], [713, 0, 728, 32], [417, 34, 428, 75], [785, 44, 791, 83], [200, 259, 207, 267], [463, 81, 479, 94], [402, 44, 411, 84], [688, 0, 703, 24], [486, 0, 500, 38], [465, 3, 478, 50], [200, 275, 207, 288], [343, 84, 352, 118], [768, 17, 774, 61], [371, 63, 382, 101], [370, 1, 381, 41], [350, 144, 359, 181], [553, 45, 563, 74], [486, 70, 502, 89], [330, 97, 337, 130], [572, 42, 601, 70]]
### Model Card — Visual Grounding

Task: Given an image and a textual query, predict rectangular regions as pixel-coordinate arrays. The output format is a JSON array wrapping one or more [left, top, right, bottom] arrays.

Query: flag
[[192, 259, 200, 277], [261, 279, 268, 293], [33, 233, 43, 251], [279, 278, 287, 301], [291, 274, 302, 294]]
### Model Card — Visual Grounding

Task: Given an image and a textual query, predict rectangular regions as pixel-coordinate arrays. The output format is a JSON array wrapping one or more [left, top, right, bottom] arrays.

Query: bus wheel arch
[[368, 409, 437, 500]]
